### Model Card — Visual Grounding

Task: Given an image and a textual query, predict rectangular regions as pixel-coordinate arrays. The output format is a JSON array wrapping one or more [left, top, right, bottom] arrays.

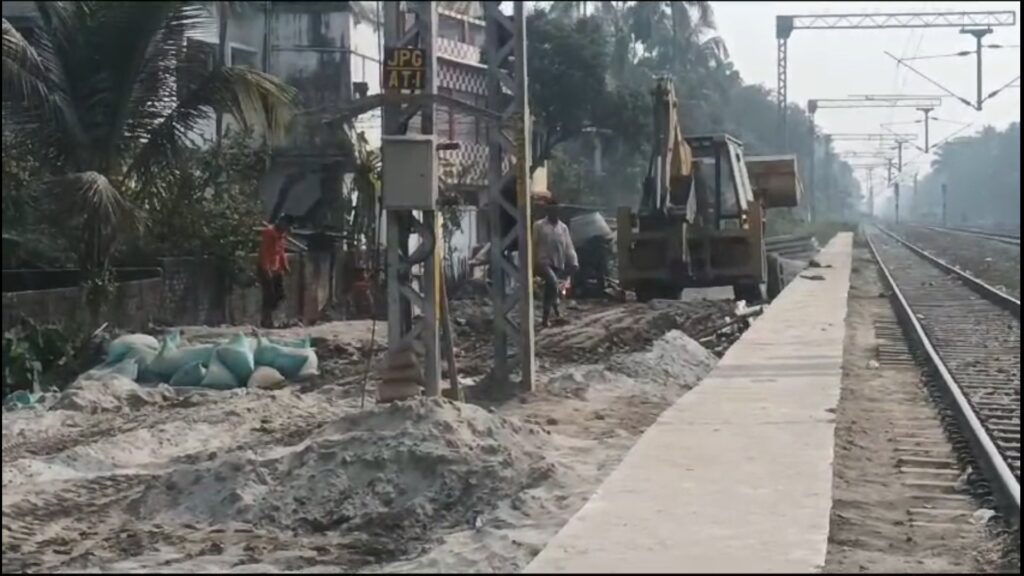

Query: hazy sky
[[711, 1, 1021, 191]]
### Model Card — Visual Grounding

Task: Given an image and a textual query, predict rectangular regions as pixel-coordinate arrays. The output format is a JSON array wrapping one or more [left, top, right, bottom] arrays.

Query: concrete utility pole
[[867, 169, 875, 217], [808, 124, 816, 222], [963, 28, 993, 110], [942, 182, 948, 226], [912, 172, 918, 222], [381, 1, 442, 398], [822, 134, 833, 218], [894, 182, 900, 225], [918, 107, 934, 152], [484, 1, 536, 393]]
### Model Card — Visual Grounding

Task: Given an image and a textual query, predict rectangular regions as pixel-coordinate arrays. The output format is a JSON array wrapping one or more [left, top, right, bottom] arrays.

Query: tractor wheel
[[733, 282, 765, 304], [660, 285, 683, 300], [636, 281, 682, 302], [636, 281, 658, 303], [766, 253, 783, 300]]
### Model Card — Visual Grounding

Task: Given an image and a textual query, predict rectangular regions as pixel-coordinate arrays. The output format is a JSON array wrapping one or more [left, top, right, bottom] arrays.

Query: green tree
[[527, 9, 613, 173], [917, 123, 1020, 229], [127, 127, 268, 282], [1, 1, 295, 280]]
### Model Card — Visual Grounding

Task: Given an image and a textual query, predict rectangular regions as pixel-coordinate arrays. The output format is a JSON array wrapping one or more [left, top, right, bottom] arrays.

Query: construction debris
[[1, 305, 734, 573], [766, 233, 821, 261]]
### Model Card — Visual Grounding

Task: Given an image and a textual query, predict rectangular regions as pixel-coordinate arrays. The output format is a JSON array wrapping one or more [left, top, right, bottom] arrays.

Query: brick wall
[[3, 252, 333, 332], [2, 278, 163, 332]]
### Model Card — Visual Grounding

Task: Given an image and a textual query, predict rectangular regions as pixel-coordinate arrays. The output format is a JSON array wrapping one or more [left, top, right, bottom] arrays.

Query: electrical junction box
[[382, 135, 437, 210]]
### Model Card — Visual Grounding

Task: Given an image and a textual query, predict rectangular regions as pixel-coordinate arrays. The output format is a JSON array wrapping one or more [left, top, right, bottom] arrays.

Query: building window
[[467, 23, 485, 48], [437, 105, 452, 141], [229, 44, 259, 70], [439, 14, 465, 42]]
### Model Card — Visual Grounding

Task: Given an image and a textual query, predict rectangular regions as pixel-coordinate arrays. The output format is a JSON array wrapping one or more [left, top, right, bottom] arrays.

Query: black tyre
[[733, 282, 765, 304], [637, 281, 682, 302], [766, 253, 783, 300]]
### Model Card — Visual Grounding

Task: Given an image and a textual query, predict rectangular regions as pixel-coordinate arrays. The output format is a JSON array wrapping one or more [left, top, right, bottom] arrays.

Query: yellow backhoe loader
[[617, 77, 803, 303]]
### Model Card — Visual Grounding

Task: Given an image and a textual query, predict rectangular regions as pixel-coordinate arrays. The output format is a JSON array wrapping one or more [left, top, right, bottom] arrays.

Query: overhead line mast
[[775, 10, 1016, 148]]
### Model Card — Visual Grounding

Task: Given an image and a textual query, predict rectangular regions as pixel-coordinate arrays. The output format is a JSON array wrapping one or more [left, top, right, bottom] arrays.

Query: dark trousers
[[258, 268, 284, 328], [536, 263, 561, 323]]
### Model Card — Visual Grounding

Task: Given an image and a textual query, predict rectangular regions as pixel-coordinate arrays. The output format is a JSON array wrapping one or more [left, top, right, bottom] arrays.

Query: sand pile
[[543, 330, 717, 403], [50, 376, 179, 414], [126, 398, 560, 547], [606, 329, 717, 393]]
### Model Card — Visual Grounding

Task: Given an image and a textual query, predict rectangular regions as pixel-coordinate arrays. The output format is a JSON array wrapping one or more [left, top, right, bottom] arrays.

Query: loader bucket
[[746, 155, 802, 209]]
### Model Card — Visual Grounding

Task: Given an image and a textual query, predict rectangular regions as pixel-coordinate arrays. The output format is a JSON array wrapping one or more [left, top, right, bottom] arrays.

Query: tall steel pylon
[[379, 2, 535, 398], [484, 1, 536, 394], [805, 96, 940, 222], [775, 10, 1016, 149], [382, 1, 442, 396]]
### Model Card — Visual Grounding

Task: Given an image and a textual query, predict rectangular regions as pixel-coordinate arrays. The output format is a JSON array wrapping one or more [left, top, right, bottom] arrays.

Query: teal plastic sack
[[215, 333, 255, 382], [164, 328, 182, 347], [107, 333, 159, 363], [253, 335, 276, 367], [247, 366, 287, 390], [169, 361, 207, 387], [254, 335, 315, 378], [126, 345, 158, 375], [270, 335, 311, 349], [148, 340, 215, 382], [272, 347, 317, 379], [201, 355, 239, 390], [4, 389, 37, 409], [80, 357, 140, 382], [294, 350, 319, 381]]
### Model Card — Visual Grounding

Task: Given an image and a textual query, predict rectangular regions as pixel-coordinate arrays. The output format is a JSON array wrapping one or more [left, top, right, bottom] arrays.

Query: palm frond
[[2, 14, 86, 161], [2, 18, 50, 105], [128, 65, 296, 180], [44, 171, 137, 228], [90, 2, 209, 169]]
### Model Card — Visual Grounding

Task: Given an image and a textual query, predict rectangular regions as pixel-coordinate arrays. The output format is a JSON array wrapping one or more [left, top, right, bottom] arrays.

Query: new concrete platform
[[526, 233, 854, 574]]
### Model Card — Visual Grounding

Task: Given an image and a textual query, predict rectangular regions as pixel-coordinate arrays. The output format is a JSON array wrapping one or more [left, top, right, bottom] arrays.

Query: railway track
[[919, 224, 1021, 247], [867, 225, 1020, 527]]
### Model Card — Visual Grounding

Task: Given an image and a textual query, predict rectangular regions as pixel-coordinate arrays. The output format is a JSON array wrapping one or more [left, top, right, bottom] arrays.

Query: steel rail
[[866, 227, 1020, 527], [878, 226, 1020, 318], [921, 224, 1021, 247]]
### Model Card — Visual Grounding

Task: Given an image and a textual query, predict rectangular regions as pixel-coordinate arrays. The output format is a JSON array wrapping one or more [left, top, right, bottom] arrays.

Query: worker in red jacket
[[258, 215, 293, 328]]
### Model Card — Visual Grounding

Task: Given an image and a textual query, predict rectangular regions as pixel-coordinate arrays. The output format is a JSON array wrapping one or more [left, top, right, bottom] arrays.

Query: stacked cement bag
[[81, 330, 318, 390]]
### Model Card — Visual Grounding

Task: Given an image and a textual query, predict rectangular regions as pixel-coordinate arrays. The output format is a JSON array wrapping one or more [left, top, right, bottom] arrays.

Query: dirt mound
[[544, 330, 716, 402], [50, 376, 178, 414], [449, 298, 733, 376], [127, 398, 559, 551], [606, 329, 718, 393]]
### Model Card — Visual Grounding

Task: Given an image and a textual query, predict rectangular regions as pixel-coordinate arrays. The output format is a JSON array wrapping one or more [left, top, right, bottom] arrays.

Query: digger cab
[[683, 134, 767, 297], [687, 134, 755, 232]]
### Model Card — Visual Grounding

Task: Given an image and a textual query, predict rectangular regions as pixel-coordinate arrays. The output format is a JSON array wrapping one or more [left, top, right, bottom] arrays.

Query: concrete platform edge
[[525, 233, 854, 574]]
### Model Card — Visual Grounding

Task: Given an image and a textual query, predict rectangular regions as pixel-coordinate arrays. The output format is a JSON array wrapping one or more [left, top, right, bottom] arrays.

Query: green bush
[[2, 318, 88, 397], [124, 128, 268, 286]]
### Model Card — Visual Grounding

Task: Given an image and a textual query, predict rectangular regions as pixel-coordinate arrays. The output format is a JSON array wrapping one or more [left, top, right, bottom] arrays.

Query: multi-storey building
[[2, 1, 535, 275]]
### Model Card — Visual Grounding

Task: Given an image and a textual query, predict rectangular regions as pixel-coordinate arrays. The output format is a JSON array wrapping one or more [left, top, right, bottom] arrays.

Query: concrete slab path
[[526, 233, 854, 573]]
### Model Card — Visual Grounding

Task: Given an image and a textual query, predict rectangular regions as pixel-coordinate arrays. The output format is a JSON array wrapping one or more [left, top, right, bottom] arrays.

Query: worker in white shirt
[[533, 201, 578, 327]]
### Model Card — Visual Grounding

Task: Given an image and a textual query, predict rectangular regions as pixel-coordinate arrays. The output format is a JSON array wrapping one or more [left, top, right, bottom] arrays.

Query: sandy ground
[[896, 225, 1021, 298], [2, 298, 735, 574], [824, 235, 1010, 573]]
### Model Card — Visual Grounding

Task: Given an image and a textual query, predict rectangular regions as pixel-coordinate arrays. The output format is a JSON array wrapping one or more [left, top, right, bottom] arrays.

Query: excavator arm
[[640, 78, 695, 221]]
